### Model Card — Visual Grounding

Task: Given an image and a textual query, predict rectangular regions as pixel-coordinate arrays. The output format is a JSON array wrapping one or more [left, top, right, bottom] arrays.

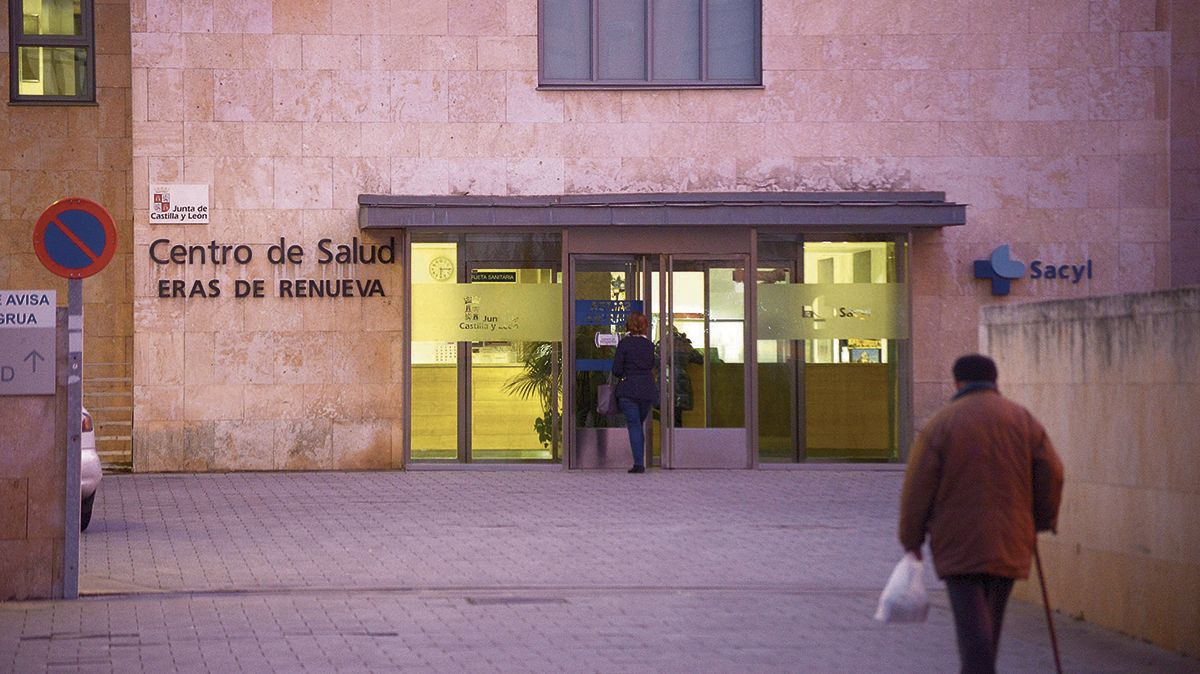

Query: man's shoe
[[628, 465, 645, 473]]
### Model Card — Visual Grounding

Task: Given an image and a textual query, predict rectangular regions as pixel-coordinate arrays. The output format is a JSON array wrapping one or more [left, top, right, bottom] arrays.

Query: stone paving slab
[[4, 586, 1196, 673], [79, 471, 908, 594], [0, 470, 1195, 673]]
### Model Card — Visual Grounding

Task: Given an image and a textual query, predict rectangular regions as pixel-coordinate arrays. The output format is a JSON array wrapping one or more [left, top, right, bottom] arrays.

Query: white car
[[81, 408, 102, 531]]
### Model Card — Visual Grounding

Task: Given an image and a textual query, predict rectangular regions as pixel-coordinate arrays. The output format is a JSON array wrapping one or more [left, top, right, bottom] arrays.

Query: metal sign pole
[[64, 279, 83, 599], [32, 197, 114, 600]]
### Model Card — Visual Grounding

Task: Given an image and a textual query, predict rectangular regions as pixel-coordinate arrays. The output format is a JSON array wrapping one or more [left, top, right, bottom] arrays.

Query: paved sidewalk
[[1, 470, 1196, 673]]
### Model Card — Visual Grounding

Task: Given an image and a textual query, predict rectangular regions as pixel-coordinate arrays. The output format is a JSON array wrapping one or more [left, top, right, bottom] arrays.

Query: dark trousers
[[617, 397, 652, 467], [944, 574, 1016, 674]]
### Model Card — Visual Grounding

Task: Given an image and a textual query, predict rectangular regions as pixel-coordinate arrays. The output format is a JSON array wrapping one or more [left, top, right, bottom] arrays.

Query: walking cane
[[1034, 541, 1064, 674]]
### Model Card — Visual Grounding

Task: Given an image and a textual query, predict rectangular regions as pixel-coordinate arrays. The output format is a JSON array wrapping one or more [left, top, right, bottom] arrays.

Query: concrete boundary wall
[[980, 288, 1200, 657]]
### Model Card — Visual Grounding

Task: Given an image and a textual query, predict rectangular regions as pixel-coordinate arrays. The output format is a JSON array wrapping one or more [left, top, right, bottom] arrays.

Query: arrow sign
[[0, 327, 56, 395], [0, 289, 56, 395]]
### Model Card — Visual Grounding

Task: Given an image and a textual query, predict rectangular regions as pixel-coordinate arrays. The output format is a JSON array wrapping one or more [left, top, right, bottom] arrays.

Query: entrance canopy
[[358, 192, 966, 231]]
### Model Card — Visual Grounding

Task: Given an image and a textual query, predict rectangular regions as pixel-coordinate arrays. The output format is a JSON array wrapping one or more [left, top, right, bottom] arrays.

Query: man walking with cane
[[899, 354, 1065, 673]]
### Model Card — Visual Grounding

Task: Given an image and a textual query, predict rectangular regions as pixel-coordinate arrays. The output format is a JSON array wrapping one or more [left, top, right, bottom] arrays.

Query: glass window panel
[[542, 0, 592, 80], [804, 360, 895, 459], [17, 46, 88, 97], [755, 266, 795, 461], [22, 0, 83, 36], [410, 234, 562, 463], [470, 265, 559, 458], [472, 270, 561, 460], [706, 0, 757, 80], [803, 242, 893, 284], [665, 261, 745, 430], [411, 353, 459, 460], [19, 46, 41, 82], [652, 0, 700, 80], [598, 0, 646, 80], [756, 237, 905, 463], [758, 283, 909, 341], [411, 243, 460, 460], [574, 262, 640, 432], [468, 258, 561, 460], [708, 267, 742, 319], [461, 233, 562, 268], [412, 283, 562, 342], [703, 265, 744, 428], [472, 337, 559, 460]]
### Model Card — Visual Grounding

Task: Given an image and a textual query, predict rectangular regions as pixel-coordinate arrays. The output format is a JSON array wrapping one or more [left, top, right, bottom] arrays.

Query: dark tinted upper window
[[539, 0, 761, 88], [9, 0, 95, 104]]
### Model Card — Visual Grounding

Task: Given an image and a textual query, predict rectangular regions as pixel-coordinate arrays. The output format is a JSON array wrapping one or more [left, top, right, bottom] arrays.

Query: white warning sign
[[0, 290, 56, 395]]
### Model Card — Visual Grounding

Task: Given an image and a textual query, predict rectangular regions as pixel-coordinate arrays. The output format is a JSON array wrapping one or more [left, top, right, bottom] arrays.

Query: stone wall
[[1170, 0, 1200, 286], [127, 1, 1177, 469], [0, 319, 69, 601], [981, 288, 1200, 657], [0, 1, 135, 464]]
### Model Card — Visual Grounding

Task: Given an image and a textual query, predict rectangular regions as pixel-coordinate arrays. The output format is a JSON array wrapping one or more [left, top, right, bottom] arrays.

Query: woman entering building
[[611, 311, 656, 473]]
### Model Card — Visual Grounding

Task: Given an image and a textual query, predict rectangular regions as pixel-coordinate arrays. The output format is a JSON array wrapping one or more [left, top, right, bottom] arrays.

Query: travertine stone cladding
[[1169, 0, 1200, 286], [0, 1, 135, 463], [129, 1, 1174, 469]]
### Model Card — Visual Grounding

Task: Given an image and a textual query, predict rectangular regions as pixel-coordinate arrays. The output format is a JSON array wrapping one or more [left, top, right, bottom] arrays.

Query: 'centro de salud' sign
[[150, 237, 395, 299]]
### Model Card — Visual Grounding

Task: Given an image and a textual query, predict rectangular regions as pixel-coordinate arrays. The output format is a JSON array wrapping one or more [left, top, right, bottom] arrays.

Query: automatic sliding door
[[662, 257, 749, 469], [570, 256, 651, 469]]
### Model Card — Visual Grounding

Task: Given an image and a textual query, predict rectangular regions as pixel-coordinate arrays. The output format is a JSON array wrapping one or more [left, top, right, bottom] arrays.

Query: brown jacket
[[899, 386, 1064, 579]]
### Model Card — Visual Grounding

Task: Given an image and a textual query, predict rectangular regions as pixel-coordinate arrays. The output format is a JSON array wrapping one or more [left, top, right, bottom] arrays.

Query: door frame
[[562, 225, 758, 469], [660, 253, 754, 469], [564, 253, 655, 470]]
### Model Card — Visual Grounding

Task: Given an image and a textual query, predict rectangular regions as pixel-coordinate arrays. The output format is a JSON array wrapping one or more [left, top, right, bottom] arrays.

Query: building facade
[[3, 1, 1197, 471]]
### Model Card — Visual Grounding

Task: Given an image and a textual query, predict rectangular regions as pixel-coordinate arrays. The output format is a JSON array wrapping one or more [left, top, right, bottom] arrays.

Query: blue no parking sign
[[32, 198, 117, 279]]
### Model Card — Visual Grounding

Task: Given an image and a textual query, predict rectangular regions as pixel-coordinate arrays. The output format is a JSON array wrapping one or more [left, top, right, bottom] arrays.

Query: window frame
[[8, 0, 97, 105], [537, 0, 762, 90]]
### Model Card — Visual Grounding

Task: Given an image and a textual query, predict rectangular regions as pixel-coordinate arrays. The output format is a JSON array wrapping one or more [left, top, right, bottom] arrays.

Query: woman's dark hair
[[952, 354, 998, 383], [626, 311, 649, 336]]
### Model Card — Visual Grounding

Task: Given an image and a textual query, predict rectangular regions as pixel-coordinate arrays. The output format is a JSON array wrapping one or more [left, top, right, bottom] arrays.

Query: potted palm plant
[[503, 341, 559, 448]]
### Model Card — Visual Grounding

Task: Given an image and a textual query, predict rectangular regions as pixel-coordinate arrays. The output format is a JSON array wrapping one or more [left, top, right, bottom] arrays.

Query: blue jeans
[[617, 397, 652, 467]]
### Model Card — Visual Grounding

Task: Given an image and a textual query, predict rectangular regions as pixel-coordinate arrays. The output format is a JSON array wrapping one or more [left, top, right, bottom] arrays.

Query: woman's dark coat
[[612, 335, 657, 402]]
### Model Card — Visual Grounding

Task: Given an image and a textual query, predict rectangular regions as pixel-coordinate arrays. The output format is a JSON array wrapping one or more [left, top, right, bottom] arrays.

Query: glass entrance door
[[658, 257, 749, 468], [570, 255, 653, 468], [567, 254, 750, 469]]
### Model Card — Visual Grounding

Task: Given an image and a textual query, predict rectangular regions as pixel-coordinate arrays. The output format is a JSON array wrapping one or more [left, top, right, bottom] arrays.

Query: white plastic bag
[[873, 552, 930, 623]]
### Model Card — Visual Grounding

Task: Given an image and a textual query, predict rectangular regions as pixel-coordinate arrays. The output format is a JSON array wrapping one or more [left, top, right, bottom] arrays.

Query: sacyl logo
[[974, 245, 1025, 295], [974, 245, 1095, 296]]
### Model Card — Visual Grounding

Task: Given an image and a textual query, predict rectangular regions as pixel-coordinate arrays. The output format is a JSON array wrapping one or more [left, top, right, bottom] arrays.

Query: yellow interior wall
[[411, 364, 546, 456], [472, 364, 548, 452], [805, 364, 892, 459]]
